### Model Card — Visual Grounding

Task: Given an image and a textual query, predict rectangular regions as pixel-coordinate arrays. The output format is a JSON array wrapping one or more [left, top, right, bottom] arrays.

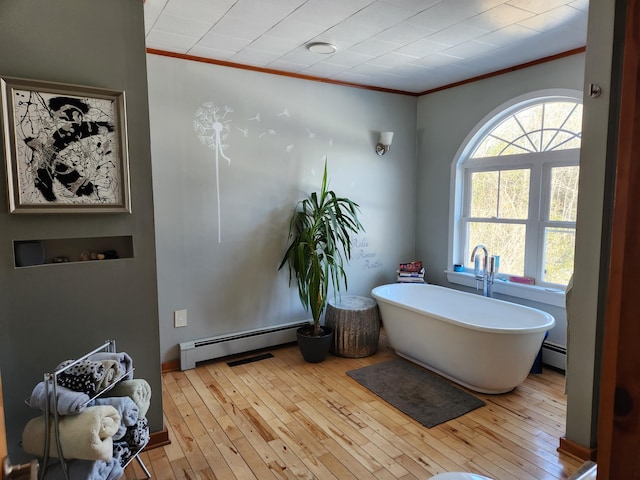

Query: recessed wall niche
[[13, 236, 134, 268]]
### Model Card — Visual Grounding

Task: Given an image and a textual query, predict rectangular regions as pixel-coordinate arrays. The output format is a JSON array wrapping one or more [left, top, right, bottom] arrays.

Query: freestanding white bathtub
[[371, 283, 555, 394]]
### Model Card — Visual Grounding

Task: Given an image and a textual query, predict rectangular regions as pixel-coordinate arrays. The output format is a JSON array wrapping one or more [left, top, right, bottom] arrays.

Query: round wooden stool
[[324, 295, 380, 358]]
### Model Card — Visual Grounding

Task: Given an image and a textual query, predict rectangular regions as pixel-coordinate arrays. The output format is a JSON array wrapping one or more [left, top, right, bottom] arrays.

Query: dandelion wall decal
[[193, 102, 232, 243], [259, 129, 277, 138]]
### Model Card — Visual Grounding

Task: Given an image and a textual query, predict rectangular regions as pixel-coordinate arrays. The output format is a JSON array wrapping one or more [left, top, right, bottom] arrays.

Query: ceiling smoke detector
[[307, 42, 337, 54]]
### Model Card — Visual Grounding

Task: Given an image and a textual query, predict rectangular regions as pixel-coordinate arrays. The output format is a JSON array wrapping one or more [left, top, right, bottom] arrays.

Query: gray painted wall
[[0, 0, 616, 463], [566, 0, 618, 449], [0, 0, 162, 462], [415, 28, 615, 450], [415, 52, 585, 344], [147, 54, 418, 364], [149, 16, 615, 450], [416, 53, 586, 287]]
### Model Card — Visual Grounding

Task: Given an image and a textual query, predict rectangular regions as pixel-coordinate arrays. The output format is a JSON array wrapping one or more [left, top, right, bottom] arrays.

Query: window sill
[[445, 270, 566, 308]]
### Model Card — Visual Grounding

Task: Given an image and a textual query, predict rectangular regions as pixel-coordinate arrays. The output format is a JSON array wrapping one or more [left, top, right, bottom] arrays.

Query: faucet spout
[[470, 244, 494, 297], [470, 244, 488, 273]]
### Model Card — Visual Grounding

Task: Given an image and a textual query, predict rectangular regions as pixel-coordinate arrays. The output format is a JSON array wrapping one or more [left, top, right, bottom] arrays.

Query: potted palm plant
[[279, 161, 364, 363]]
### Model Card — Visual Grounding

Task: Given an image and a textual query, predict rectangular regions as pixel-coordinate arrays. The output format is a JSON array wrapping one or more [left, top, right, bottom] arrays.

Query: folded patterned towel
[[89, 351, 134, 380], [55, 359, 106, 396], [22, 405, 121, 461], [112, 440, 132, 468], [29, 381, 90, 415], [123, 417, 149, 450], [42, 458, 123, 480], [108, 379, 151, 419], [95, 359, 122, 391], [90, 396, 139, 426]]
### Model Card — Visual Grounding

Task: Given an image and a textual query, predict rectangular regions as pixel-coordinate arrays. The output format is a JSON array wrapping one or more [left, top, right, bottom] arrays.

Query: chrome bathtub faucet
[[470, 244, 497, 297]]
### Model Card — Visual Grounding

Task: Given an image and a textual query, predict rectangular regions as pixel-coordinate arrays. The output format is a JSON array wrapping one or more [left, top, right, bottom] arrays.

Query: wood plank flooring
[[124, 333, 582, 480]]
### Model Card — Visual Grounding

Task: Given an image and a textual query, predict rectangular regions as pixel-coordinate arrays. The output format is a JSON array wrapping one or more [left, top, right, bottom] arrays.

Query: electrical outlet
[[174, 309, 187, 328]]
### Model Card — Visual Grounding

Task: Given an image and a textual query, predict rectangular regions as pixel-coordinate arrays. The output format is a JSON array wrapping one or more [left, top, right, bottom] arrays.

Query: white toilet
[[429, 473, 493, 480]]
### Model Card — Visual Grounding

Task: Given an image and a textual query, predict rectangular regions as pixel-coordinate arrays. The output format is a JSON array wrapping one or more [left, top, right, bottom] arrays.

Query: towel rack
[[32, 340, 150, 480]]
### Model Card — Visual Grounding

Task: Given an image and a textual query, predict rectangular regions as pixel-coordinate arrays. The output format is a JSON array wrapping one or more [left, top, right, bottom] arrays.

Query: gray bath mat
[[347, 358, 485, 428]]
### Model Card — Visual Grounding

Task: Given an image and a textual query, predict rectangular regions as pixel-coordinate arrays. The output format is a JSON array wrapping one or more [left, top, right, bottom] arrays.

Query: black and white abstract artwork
[[1, 77, 131, 213]]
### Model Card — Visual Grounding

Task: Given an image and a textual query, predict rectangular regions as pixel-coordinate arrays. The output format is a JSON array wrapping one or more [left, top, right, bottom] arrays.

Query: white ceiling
[[143, 0, 589, 95]]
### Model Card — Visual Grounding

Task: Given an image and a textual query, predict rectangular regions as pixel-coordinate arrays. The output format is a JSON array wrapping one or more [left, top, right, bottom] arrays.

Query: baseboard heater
[[542, 341, 567, 371], [179, 321, 308, 370]]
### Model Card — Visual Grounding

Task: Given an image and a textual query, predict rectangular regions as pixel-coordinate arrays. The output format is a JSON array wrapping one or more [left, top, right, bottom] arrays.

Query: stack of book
[[397, 261, 426, 283]]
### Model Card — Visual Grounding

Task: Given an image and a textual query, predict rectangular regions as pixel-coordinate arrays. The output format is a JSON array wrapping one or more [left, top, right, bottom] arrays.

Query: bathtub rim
[[371, 283, 555, 335]]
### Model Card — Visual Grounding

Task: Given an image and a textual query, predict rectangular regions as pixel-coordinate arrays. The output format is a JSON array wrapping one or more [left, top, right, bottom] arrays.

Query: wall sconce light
[[376, 132, 394, 156]]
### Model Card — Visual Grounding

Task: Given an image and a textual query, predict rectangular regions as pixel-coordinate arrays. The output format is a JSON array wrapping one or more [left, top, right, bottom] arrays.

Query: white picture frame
[[1, 76, 131, 213]]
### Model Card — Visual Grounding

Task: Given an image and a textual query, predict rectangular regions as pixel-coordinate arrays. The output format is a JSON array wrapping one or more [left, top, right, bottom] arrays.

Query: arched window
[[450, 90, 582, 289]]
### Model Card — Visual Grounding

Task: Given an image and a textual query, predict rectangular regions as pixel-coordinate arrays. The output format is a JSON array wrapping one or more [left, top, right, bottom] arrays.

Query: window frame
[[448, 89, 582, 303]]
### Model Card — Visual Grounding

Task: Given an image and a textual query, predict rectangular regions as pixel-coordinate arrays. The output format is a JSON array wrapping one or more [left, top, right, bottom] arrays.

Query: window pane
[[544, 227, 576, 284], [545, 132, 581, 151], [472, 136, 510, 157], [470, 169, 529, 219], [515, 104, 543, 144], [491, 116, 521, 143], [470, 171, 498, 217], [498, 142, 531, 156], [498, 169, 529, 219], [471, 101, 582, 158], [543, 102, 583, 151], [467, 222, 525, 276], [549, 166, 579, 221], [544, 102, 581, 129]]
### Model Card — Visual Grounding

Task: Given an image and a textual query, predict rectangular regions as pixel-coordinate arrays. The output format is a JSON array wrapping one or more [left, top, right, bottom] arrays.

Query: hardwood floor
[[125, 334, 582, 480]]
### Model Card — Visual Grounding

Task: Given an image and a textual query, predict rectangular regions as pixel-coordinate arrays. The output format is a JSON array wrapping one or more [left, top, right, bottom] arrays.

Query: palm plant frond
[[279, 160, 364, 336]]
